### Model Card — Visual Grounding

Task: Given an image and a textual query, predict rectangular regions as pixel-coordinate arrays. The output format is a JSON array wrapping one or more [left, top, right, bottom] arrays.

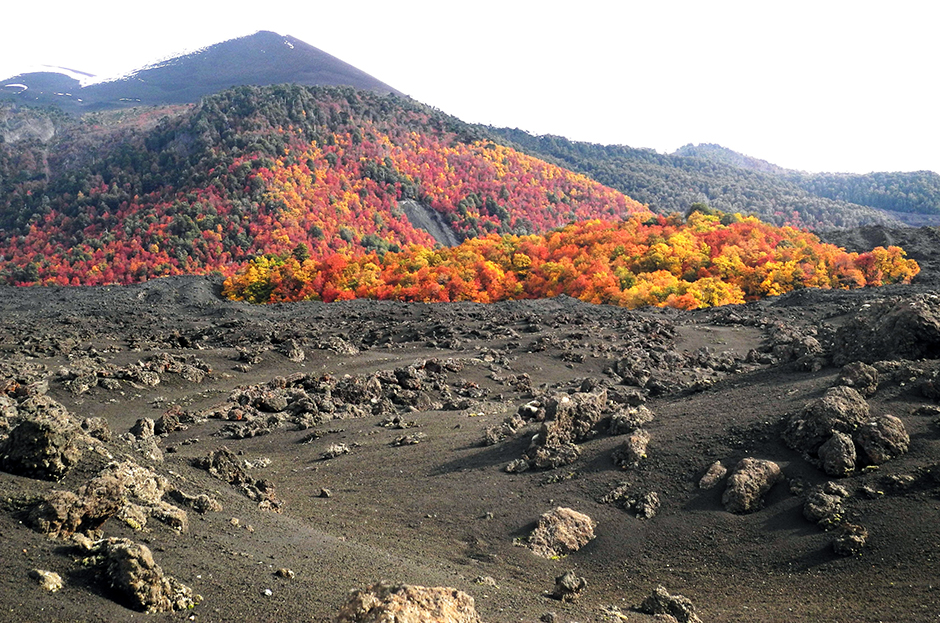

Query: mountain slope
[[0, 31, 399, 112], [676, 143, 940, 220], [0, 85, 647, 286], [489, 128, 904, 230]]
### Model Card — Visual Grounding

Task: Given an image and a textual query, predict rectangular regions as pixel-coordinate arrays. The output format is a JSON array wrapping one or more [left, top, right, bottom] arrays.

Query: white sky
[[1, 0, 937, 175]]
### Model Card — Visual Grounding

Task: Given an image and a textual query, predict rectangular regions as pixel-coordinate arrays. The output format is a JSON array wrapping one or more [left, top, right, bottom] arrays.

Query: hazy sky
[[2, 1, 936, 174]]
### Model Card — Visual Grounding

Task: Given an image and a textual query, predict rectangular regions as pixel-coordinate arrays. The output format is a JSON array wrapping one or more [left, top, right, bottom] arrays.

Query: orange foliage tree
[[223, 210, 919, 309]]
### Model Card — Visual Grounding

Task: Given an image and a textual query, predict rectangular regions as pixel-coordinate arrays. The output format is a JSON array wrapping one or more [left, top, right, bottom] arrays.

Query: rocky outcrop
[[836, 362, 879, 397], [89, 538, 196, 613], [195, 446, 282, 511], [817, 431, 857, 477], [722, 458, 782, 514], [831, 296, 940, 365], [527, 507, 596, 558], [517, 390, 612, 470], [335, 582, 480, 623], [0, 414, 83, 481], [552, 570, 587, 602], [855, 414, 910, 464], [783, 386, 870, 459], [639, 585, 702, 623], [28, 460, 188, 538]]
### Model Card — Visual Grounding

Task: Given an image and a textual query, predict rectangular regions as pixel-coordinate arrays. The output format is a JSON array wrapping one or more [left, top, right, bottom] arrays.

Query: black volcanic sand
[[2, 260, 940, 621]]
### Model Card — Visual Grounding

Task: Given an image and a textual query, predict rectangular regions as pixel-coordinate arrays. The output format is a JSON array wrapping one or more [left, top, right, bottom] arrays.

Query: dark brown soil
[[1, 264, 940, 622]]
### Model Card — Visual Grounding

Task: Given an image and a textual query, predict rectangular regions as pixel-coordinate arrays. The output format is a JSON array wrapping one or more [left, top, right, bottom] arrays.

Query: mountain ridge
[[0, 31, 399, 112]]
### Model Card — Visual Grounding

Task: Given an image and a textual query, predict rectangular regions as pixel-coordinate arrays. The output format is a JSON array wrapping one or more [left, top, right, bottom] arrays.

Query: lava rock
[[782, 386, 870, 459], [698, 461, 728, 489], [836, 362, 879, 397], [722, 458, 782, 514], [855, 414, 909, 464], [833, 523, 868, 556], [611, 429, 650, 468], [0, 416, 83, 481], [527, 506, 596, 558], [92, 538, 195, 613], [639, 585, 702, 623], [552, 570, 587, 602], [335, 582, 480, 623], [817, 431, 857, 477]]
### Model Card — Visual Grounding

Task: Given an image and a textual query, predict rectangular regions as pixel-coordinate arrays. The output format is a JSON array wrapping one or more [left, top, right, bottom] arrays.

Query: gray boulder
[[335, 582, 480, 623], [0, 416, 83, 481], [837, 362, 879, 397], [722, 458, 782, 514], [855, 414, 910, 464], [817, 431, 857, 477], [639, 585, 702, 623], [783, 386, 869, 458]]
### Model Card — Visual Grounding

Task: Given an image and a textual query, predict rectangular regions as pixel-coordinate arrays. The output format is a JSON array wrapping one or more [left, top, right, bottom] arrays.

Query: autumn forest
[[0, 85, 920, 309]]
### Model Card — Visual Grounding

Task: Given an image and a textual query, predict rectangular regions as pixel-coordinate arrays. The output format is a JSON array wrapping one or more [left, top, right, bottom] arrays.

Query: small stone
[[551, 570, 587, 602], [698, 461, 727, 489], [321, 443, 350, 460], [275, 568, 295, 579], [319, 488, 333, 498], [833, 523, 868, 556], [29, 569, 63, 592]]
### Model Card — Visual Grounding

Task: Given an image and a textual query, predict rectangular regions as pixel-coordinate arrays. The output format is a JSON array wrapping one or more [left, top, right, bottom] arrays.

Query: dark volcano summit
[[0, 30, 399, 111]]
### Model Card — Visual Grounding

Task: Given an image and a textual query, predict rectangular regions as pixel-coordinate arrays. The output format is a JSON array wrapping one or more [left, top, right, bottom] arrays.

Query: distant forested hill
[[489, 129, 937, 230], [676, 143, 940, 217]]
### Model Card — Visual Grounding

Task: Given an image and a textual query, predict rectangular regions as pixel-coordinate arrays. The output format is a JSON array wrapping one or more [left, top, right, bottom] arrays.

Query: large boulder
[[817, 431, 857, 477], [639, 586, 702, 623], [722, 458, 782, 514], [91, 538, 195, 613], [855, 415, 910, 464], [0, 416, 83, 481], [836, 362, 879, 397], [335, 582, 480, 623], [537, 391, 610, 445], [527, 507, 596, 558], [782, 386, 869, 458], [831, 296, 940, 365]]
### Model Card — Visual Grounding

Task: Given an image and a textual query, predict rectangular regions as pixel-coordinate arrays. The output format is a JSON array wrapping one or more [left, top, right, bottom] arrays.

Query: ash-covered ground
[[2, 227, 940, 622]]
